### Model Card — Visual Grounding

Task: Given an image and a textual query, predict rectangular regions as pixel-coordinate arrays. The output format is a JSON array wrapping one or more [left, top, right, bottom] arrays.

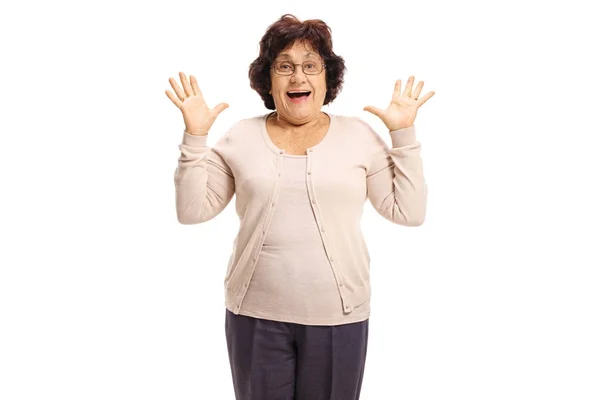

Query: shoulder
[[331, 113, 377, 134], [330, 113, 387, 148], [215, 113, 268, 143], [231, 113, 268, 131]]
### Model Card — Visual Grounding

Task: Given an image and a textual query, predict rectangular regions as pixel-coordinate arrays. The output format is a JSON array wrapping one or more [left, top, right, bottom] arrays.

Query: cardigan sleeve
[[365, 123, 428, 226], [174, 129, 236, 224]]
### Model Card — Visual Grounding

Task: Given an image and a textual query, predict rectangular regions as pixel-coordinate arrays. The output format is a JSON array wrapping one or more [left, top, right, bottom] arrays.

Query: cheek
[[316, 83, 327, 99], [313, 80, 327, 96], [270, 77, 281, 96], [315, 78, 327, 95]]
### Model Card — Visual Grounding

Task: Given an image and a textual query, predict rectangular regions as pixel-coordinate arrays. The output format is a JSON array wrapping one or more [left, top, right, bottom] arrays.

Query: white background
[[1, 0, 599, 399]]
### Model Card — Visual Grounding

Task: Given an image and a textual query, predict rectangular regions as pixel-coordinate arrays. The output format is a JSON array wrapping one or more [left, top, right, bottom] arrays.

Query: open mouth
[[287, 91, 311, 99]]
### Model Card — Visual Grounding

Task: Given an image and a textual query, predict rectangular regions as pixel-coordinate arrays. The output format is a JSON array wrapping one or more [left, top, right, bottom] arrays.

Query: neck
[[272, 111, 324, 132]]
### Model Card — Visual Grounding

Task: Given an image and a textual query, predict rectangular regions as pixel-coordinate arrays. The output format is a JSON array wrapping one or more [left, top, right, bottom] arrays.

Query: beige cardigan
[[174, 111, 427, 318]]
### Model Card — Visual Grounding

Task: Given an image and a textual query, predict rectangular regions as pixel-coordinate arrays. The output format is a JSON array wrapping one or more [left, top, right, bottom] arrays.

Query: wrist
[[182, 130, 209, 146], [388, 124, 413, 131], [185, 130, 207, 136], [389, 125, 417, 147]]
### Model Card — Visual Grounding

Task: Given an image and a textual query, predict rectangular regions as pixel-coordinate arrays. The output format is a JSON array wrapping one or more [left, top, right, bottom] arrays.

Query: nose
[[291, 65, 306, 82]]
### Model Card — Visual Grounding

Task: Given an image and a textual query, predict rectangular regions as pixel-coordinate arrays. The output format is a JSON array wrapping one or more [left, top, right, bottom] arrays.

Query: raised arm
[[166, 72, 234, 224], [365, 124, 427, 226], [363, 75, 434, 226], [174, 131, 235, 224]]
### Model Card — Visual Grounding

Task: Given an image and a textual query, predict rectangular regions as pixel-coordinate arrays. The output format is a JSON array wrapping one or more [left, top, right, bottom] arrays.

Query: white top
[[239, 154, 370, 325]]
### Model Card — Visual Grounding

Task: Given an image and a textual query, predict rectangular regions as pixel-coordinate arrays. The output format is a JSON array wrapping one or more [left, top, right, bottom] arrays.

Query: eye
[[304, 62, 317, 70], [277, 62, 292, 70]]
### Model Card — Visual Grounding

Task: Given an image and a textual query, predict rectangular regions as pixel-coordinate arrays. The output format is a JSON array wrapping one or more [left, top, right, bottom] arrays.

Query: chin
[[290, 110, 316, 120]]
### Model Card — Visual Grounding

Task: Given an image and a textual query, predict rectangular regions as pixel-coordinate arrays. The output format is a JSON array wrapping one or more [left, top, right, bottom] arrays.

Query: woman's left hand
[[364, 76, 435, 131]]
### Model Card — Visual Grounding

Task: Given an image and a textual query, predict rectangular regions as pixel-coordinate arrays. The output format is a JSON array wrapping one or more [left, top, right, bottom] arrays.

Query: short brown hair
[[249, 14, 346, 110]]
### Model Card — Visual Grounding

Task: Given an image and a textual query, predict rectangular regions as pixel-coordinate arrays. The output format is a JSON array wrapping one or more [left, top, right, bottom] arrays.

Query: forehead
[[276, 41, 320, 59]]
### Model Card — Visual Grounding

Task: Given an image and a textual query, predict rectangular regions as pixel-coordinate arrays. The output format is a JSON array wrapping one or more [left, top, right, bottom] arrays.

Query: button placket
[[306, 150, 344, 291], [239, 152, 282, 309]]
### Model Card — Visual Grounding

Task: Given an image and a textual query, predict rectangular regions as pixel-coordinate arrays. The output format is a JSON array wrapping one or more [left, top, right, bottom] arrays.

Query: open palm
[[165, 72, 228, 134], [364, 76, 435, 131]]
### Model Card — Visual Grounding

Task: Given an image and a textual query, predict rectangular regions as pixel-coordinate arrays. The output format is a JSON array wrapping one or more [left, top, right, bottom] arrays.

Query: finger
[[393, 80, 402, 100], [402, 75, 415, 97], [179, 71, 193, 98], [412, 81, 424, 99], [165, 89, 183, 108], [416, 91, 435, 107], [212, 102, 230, 115], [169, 77, 186, 101], [363, 105, 384, 118], [190, 75, 203, 97]]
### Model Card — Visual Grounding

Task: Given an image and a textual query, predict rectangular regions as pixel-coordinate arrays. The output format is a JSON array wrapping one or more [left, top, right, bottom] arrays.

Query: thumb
[[363, 105, 383, 118], [212, 102, 229, 115]]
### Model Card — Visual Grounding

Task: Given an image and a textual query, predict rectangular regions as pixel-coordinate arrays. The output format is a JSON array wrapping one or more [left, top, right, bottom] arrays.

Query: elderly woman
[[167, 14, 434, 400]]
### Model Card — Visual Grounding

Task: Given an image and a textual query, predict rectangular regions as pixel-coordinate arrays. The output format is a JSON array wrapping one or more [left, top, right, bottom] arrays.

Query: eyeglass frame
[[271, 60, 327, 76]]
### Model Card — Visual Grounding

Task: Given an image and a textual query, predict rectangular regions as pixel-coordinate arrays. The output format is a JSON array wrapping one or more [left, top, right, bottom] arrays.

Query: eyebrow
[[276, 52, 320, 60]]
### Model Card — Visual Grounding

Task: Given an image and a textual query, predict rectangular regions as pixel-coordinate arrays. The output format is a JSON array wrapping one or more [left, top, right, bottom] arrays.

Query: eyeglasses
[[271, 60, 326, 76]]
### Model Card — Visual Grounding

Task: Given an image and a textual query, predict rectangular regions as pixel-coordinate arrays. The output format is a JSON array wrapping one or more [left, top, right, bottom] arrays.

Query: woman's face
[[270, 40, 327, 125]]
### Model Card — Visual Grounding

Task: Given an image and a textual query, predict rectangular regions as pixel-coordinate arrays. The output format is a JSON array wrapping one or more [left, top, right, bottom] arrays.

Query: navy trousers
[[225, 309, 369, 400]]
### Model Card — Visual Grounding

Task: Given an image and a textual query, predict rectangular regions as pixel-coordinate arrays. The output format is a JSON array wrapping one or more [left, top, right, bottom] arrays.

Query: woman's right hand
[[165, 72, 229, 135]]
